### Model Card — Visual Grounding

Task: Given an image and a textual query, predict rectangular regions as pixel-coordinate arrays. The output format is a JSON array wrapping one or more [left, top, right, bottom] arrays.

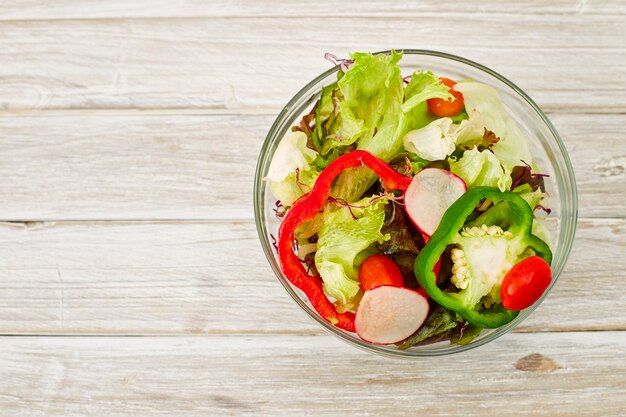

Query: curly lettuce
[[453, 82, 532, 170], [312, 84, 365, 156], [450, 147, 512, 191], [266, 131, 320, 205], [403, 117, 456, 161], [314, 197, 389, 312], [269, 168, 319, 207], [331, 58, 451, 202]]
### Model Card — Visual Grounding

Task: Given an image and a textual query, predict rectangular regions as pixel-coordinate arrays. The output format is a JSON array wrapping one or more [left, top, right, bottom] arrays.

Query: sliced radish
[[355, 286, 429, 345], [404, 168, 466, 237]]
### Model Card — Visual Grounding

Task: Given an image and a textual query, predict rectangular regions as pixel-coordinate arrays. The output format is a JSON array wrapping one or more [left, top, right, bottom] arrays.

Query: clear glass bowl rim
[[253, 49, 578, 358]]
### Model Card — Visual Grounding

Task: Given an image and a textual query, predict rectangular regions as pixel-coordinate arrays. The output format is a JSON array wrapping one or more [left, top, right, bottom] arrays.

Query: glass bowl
[[254, 50, 577, 357]]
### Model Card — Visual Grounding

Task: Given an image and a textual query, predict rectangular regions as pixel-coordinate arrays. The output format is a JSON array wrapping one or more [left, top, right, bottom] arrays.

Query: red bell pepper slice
[[277, 150, 412, 332]]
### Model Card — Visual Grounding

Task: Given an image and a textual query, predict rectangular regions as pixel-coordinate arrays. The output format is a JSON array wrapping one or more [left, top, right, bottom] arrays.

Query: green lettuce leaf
[[403, 117, 456, 161], [269, 166, 319, 207], [401, 70, 453, 139], [322, 101, 364, 154], [311, 84, 335, 152], [314, 197, 389, 312], [406, 153, 431, 174], [512, 183, 544, 209], [451, 322, 482, 346], [266, 131, 318, 183], [451, 109, 485, 147], [450, 147, 512, 191], [332, 64, 450, 202], [313, 84, 365, 156], [451, 109, 500, 151], [453, 82, 532, 170], [339, 51, 403, 145], [329, 52, 405, 202], [266, 131, 320, 205], [402, 71, 452, 115], [492, 118, 533, 170]]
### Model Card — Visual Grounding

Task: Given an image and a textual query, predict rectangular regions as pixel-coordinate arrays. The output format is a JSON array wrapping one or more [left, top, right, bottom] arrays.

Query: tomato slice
[[359, 254, 404, 291], [427, 77, 464, 117], [500, 256, 552, 311]]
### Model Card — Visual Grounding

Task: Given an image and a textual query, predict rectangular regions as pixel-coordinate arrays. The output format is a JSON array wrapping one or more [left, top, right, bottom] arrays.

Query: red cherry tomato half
[[427, 77, 465, 117], [359, 254, 404, 291], [500, 256, 552, 311]]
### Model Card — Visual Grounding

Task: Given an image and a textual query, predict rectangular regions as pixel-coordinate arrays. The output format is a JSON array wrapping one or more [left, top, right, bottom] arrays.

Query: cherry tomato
[[359, 254, 404, 291], [427, 77, 464, 117], [500, 256, 552, 311]]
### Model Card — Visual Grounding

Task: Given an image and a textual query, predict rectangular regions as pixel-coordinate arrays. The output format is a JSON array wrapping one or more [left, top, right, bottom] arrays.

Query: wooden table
[[1, 1, 625, 416]]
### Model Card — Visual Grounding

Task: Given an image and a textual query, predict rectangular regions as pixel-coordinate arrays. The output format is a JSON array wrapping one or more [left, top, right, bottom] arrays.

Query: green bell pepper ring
[[414, 186, 552, 328]]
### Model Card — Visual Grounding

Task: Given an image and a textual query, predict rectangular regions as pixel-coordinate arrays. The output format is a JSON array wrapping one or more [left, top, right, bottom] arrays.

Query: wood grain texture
[[0, 112, 623, 221], [0, 113, 265, 221], [0, 17, 625, 112], [0, 218, 623, 335], [0, 0, 623, 19], [0, 333, 624, 417], [0, 2, 625, 414]]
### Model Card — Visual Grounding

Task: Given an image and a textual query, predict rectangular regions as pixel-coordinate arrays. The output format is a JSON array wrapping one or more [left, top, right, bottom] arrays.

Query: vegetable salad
[[267, 51, 552, 347]]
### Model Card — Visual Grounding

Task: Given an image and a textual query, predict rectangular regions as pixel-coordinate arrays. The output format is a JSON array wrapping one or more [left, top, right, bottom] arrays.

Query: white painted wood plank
[[0, 218, 623, 335], [0, 18, 624, 112], [0, 220, 315, 334], [0, 113, 621, 221], [0, 0, 623, 20], [556, 114, 626, 220], [0, 333, 624, 417], [580, 0, 626, 14], [0, 113, 265, 221]]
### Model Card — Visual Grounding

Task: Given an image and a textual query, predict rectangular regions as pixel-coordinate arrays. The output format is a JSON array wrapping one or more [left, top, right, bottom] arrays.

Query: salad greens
[[453, 82, 533, 171], [415, 188, 552, 328], [267, 51, 553, 349], [403, 117, 456, 161], [266, 131, 320, 206], [397, 306, 460, 349], [331, 54, 451, 203], [314, 196, 390, 312], [313, 84, 364, 155], [451, 147, 511, 191]]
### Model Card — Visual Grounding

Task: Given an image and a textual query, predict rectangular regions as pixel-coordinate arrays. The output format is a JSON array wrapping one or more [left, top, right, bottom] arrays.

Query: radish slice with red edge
[[355, 286, 430, 345], [404, 168, 466, 237]]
